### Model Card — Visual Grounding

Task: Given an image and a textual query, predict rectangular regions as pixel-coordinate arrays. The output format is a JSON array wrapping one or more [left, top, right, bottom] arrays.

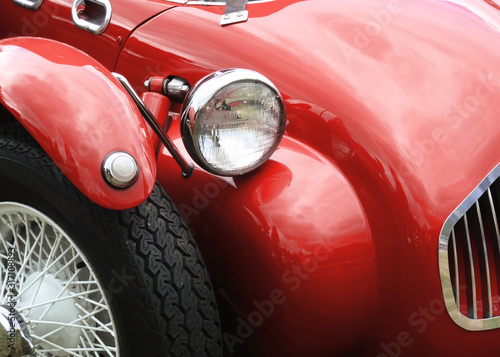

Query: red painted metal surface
[[115, 0, 500, 355], [0, 0, 173, 69], [157, 127, 378, 356], [3, 0, 500, 355], [141, 91, 171, 150], [0, 37, 156, 210]]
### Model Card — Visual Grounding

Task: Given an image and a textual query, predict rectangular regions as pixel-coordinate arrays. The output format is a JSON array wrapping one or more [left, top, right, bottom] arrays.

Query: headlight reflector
[[181, 69, 286, 176]]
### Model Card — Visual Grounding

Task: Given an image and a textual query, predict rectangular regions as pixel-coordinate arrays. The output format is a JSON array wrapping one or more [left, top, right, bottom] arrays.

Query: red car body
[[2, 0, 500, 355]]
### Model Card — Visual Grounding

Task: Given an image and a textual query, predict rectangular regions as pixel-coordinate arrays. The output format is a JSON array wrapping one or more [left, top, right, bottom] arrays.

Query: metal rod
[[112, 73, 194, 178]]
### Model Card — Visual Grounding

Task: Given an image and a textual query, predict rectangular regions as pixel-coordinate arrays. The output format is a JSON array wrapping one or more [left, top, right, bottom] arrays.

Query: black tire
[[0, 123, 222, 357]]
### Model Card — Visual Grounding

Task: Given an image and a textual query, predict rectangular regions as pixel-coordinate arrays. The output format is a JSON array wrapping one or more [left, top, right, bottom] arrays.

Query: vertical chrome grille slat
[[476, 200, 493, 317], [463, 213, 477, 319], [488, 188, 500, 261], [488, 187, 500, 311], [451, 228, 460, 308]]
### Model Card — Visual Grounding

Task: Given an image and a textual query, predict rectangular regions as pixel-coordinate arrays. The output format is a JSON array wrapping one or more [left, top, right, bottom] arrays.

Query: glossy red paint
[[115, 0, 500, 355], [3, 0, 500, 355], [0, 0, 173, 69], [0, 37, 156, 210], [141, 91, 171, 150], [157, 127, 378, 355]]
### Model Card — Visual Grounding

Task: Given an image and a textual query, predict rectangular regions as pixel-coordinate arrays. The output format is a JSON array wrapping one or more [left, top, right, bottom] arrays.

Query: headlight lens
[[181, 69, 286, 176]]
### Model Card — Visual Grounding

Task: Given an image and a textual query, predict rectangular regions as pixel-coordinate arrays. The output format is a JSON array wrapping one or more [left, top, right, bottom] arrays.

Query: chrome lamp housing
[[180, 69, 286, 176]]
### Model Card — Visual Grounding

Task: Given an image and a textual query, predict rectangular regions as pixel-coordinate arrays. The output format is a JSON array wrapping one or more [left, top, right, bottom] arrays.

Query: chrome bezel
[[180, 68, 286, 176], [438, 162, 500, 331], [102, 151, 140, 189]]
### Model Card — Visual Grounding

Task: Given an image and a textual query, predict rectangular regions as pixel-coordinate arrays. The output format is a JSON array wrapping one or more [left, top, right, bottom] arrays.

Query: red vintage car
[[1, 0, 500, 356]]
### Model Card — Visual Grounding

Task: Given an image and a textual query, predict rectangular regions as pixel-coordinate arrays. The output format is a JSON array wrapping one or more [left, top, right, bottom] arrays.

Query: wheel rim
[[0, 202, 119, 356]]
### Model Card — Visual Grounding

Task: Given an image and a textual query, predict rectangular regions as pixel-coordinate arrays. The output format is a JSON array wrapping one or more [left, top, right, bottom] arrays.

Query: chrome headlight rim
[[180, 68, 286, 176]]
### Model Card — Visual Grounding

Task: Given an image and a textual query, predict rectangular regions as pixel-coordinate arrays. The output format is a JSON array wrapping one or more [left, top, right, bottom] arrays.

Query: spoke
[[20, 213, 32, 266], [5, 214, 19, 236], [38, 269, 90, 321], [75, 303, 114, 335], [15, 230, 43, 286], [78, 335, 89, 357], [0, 274, 7, 302], [71, 280, 104, 285], [80, 312, 115, 356], [36, 220, 47, 271], [23, 214, 32, 270], [18, 287, 100, 312], [24, 213, 38, 242], [0, 216, 16, 302], [36, 303, 107, 340], [31, 334, 88, 357], [39, 346, 116, 353], [18, 243, 73, 296], [1, 251, 13, 302], [29, 319, 112, 333], [75, 292, 108, 310], [78, 334, 93, 357], [6, 215, 21, 258], [41, 231, 63, 273], [53, 253, 81, 279]]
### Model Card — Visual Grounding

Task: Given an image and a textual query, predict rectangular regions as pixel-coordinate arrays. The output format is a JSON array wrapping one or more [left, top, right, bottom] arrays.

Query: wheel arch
[[0, 37, 157, 210]]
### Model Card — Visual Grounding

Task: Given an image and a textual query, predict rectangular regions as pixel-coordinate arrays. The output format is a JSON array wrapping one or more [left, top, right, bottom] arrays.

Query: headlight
[[181, 69, 286, 176]]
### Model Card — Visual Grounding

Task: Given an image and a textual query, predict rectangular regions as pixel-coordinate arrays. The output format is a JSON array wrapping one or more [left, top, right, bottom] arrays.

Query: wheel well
[[0, 104, 17, 126]]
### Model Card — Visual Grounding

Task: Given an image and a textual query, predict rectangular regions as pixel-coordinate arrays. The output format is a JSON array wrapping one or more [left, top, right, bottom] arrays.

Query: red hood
[[119, 0, 500, 221]]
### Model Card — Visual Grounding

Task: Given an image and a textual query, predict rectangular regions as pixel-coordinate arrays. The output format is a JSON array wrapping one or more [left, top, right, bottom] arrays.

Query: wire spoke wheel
[[0, 202, 118, 357]]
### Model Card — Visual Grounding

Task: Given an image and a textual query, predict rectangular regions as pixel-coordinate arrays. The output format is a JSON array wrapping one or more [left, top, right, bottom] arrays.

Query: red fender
[[157, 126, 378, 356], [0, 37, 156, 210]]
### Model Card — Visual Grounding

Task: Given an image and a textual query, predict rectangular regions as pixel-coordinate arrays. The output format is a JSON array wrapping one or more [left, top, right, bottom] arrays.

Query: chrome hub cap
[[0, 305, 34, 357]]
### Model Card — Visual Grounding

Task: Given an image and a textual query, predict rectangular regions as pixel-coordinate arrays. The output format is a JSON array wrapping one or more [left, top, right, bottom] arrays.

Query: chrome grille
[[439, 164, 500, 330]]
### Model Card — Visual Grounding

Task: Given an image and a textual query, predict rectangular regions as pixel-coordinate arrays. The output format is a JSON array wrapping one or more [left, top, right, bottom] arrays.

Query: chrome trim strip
[[451, 229, 459, 308], [12, 0, 43, 10], [439, 162, 500, 331]]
